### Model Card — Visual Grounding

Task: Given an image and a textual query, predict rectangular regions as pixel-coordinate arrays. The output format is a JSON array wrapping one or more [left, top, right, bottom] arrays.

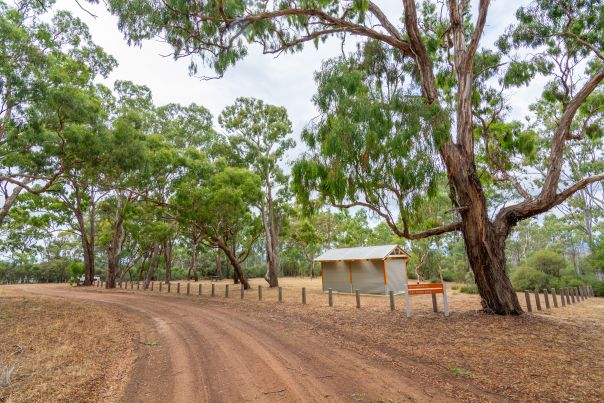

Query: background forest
[[0, 1, 603, 296]]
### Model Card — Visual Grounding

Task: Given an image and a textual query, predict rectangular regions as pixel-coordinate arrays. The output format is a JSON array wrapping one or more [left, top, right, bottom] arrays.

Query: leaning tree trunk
[[144, 244, 161, 289], [75, 210, 95, 286], [220, 245, 250, 289], [444, 144, 522, 315]]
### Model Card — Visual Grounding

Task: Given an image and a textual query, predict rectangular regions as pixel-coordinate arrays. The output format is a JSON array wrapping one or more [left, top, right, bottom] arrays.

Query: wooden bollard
[[389, 291, 395, 311], [187, 283, 190, 295], [177, 283, 180, 294], [328, 288, 333, 307], [137, 281, 140, 290], [278, 287, 282, 303], [211, 283, 215, 297], [258, 285, 263, 301], [151, 281, 154, 291], [577, 287, 582, 301], [168, 282, 171, 293], [565, 288, 571, 304], [590, 285, 594, 297], [551, 288, 558, 307], [198, 284, 202, 295], [225, 284, 229, 298], [159, 282, 162, 292], [355, 289, 361, 309], [431, 294, 438, 313], [561, 288, 566, 306], [524, 290, 532, 312], [534, 289, 542, 310], [302, 288, 307, 305], [240, 285, 244, 299], [543, 289, 550, 309], [570, 288, 576, 303]]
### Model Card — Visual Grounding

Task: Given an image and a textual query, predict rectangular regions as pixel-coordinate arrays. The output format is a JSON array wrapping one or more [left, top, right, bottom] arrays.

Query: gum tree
[[104, 0, 603, 314], [219, 97, 294, 287]]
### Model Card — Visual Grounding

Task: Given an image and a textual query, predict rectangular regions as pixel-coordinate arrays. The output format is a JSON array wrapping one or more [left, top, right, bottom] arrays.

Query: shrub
[[511, 266, 549, 291], [459, 284, 479, 294], [441, 270, 455, 282], [590, 280, 604, 297], [528, 250, 566, 277]]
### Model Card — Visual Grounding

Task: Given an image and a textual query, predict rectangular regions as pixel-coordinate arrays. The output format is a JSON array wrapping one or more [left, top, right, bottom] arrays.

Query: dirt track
[[14, 284, 454, 403]]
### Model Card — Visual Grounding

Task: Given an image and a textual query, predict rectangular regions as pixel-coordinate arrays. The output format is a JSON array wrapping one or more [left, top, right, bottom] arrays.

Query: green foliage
[[459, 285, 479, 294], [511, 266, 550, 291], [67, 261, 85, 278], [528, 250, 567, 277]]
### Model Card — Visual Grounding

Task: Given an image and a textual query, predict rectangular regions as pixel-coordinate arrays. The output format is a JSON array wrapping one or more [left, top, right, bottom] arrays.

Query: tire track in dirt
[[15, 285, 459, 402]]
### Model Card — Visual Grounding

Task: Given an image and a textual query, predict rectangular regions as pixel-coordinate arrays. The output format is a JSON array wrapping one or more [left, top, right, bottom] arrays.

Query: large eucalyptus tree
[[104, 0, 603, 314]]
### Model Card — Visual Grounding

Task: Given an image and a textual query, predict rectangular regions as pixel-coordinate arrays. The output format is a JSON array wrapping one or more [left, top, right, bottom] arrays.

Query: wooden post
[[198, 284, 202, 296], [590, 285, 594, 297], [240, 285, 244, 299], [577, 287, 582, 301], [543, 289, 550, 309], [443, 284, 450, 317], [551, 288, 558, 308], [168, 282, 171, 293], [211, 283, 215, 297], [137, 281, 140, 290], [404, 290, 411, 318], [389, 291, 395, 311], [355, 289, 361, 309], [225, 284, 229, 298], [565, 288, 571, 304], [177, 283, 180, 294], [431, 294, 438, 313], [159, 282, 162, 292], [524, 290, 532, 312], [534, 289, 541, 310], [328, 288, 333, 307], [187, 283, 190, 295], [570, 288, 576, 303], [151, 282, 154, 291], [258, 285, 263, 301], [278, 287, 282, 303], [560, 288, 566, 306], [302, 288, 307, 305], [119, 281, 122, 288]]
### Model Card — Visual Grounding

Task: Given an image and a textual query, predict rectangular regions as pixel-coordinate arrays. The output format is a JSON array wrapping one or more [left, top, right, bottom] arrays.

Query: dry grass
[[0, 288, 139, 402], [118, 276, 604, 401]]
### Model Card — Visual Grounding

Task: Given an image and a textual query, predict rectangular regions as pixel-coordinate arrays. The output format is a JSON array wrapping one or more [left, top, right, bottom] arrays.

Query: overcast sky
[[60, 1, 541, 161]]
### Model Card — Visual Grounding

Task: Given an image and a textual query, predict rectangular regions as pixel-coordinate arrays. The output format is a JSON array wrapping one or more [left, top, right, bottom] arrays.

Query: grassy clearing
[[0, 288, 139, 402]]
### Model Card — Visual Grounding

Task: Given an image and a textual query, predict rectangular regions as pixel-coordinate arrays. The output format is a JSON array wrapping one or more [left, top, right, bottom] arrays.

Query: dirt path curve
[[14, 285, 454, 403]]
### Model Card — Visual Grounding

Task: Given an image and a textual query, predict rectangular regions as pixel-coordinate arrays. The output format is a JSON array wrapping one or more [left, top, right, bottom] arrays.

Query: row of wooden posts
[[94, 280, 594, 314], [95, 280, 428, 315], [523, 286, 595, 312]]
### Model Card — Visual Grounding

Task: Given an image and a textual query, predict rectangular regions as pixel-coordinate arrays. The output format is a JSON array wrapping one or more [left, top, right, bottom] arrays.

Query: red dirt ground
[[5, 280, 604, 402]]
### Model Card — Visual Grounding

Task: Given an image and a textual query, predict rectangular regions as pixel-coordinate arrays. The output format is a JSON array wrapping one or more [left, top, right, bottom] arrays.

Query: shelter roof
[[315, 244, 409, 262]]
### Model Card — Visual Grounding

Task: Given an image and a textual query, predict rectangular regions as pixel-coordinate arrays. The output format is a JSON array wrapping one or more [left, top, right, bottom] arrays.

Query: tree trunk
[[163, 238, 173, 284], [215, 248, 223, 278], [106, 197, 124, 289], [219, 243, 250, 289], [144, 244, 161, 289], [262, 178, 280, 287], [443, 145, 522, 315], [75, 210, 95, 286], [188, 238, 198, 280]]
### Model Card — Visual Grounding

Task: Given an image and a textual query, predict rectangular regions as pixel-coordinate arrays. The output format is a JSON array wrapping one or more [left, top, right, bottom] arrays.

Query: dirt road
[[14, 284, 454, 403]]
